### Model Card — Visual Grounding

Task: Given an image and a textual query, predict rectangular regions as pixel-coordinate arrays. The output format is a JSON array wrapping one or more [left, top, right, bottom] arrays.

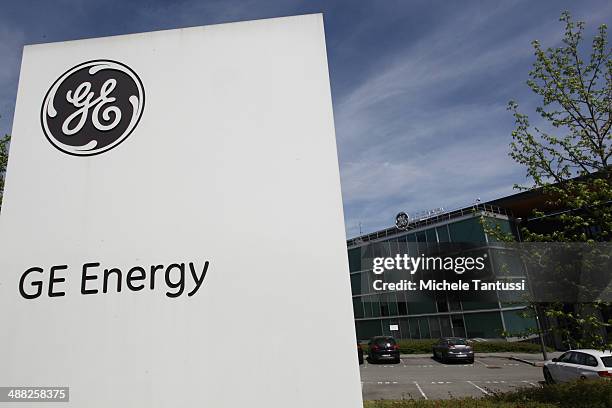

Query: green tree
[[497, 11, 611, 349], [508, 11, 611, 243], [0, 134, 9, 211]]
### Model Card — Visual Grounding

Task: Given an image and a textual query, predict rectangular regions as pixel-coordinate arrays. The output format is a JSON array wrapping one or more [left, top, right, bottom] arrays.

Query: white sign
[[390, 324, 399, 331], [0, 14, 362, 407]]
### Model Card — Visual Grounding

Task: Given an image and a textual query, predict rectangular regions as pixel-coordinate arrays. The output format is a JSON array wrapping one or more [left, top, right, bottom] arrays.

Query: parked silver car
[[432, 337, 474, 363], [543, 349, 612, 383]]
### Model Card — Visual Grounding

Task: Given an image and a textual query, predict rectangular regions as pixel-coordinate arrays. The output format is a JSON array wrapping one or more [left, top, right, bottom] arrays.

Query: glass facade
[[348, 211, 537, 341]]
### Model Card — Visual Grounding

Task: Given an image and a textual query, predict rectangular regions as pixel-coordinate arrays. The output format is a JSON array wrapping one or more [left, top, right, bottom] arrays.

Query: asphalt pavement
[[360, 353, 561, 400]]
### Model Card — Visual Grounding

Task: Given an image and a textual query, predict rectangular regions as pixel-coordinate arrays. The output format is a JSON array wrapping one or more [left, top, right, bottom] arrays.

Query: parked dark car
[[432, 337, 474, 363], [357, 343, 364, 365], [368, 336, 400, 364]]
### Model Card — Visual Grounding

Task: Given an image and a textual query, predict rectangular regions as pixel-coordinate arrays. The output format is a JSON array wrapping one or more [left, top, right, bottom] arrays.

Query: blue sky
[[1, 0, 610, 237]]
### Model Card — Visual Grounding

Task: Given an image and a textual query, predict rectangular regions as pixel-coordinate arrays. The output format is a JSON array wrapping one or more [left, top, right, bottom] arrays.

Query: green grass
[[364, 380, 612, 408], [364, 400, 557, 408]]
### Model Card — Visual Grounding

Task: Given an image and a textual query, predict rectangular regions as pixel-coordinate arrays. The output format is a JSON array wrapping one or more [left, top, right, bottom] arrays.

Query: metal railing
[[347, 204, 511, 247]]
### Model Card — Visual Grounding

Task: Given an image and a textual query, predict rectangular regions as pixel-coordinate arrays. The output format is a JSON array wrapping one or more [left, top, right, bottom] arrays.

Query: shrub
[[396, 339, 436, 354], [471, 341, 552, 354], [491, 379, 612, 408], [393, 339, 552, 354]]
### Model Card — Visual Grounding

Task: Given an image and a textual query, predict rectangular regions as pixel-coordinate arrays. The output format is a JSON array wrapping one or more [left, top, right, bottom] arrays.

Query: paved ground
[[360, 354, 558, 400]]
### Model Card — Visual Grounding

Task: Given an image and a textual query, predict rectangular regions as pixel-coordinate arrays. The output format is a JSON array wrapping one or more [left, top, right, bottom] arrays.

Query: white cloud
[[333, 3, 568, 237], [1, 0, 610, 238], [337, 1, 611, 237]]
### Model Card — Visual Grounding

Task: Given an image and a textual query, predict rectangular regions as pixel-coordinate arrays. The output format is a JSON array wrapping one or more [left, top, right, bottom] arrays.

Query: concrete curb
[[509, 356, 544, 367]]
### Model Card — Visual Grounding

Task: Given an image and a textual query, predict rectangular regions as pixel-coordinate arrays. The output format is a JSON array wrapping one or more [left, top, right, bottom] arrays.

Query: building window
[[352, 297, 364, 319], [429, 316, 442, 338], [348, 248, 361, 272], [437, 225, 451, 242], [502, 309, 537, 336], [448, 218, 486, 243], [464, 312, 504, 338], [451, 315, 467, 338], [350, 273, 361, 294], [418, 317, 431, 338], [356, 320, 382, 341], [409, 317, 420, 339], [437, 298, 449, 312], [439, 315, 453, 337]]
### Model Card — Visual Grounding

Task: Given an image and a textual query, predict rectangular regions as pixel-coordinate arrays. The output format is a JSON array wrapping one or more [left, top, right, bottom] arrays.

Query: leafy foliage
[[498, 12, 612, 349], [491, 379, 612, 408], [389, 339, 550, 354], [0, 134, 9, 211], [508, 11, 611, 243]]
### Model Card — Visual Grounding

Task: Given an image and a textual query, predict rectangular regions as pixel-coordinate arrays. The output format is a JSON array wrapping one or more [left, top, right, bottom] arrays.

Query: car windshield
[[601, 356, 612, 367], [447, 339, 467, 345], [374, 338, 396, 346]]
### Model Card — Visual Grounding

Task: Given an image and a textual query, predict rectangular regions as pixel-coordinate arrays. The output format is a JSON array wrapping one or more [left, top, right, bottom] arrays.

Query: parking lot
[[360, 355, 544, 400]]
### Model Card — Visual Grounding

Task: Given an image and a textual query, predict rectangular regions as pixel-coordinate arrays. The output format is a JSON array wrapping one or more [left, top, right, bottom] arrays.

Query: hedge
[[470, 341, 554, 354], [364, 379, 612, 408], [363, 380, 612, 408], [491, 379, 612, 408], [389, 339, 553, 354]]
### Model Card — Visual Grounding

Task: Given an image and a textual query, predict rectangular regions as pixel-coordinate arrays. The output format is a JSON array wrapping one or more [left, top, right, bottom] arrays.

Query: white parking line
[[474, 359, 488, 367], [395, 363, 477, 368], [522, 380, 539, 387], [413, 381, 428, 399], [467, 380, 490, 395]]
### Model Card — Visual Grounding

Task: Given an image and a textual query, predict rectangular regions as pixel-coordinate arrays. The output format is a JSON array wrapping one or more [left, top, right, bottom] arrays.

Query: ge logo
[[395, 212, 410, 230], [41, 60, 145, 156]]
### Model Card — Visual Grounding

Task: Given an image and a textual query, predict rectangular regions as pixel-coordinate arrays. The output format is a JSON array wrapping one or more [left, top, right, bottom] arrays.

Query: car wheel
[[441, 353, 447, 364], [394, 357, 401, 364], [543, 368, 555, 384], [468, 358, 474, 364]]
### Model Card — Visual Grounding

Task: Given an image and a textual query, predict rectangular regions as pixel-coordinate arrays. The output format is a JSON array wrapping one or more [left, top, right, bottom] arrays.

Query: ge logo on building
[[395, 212, 411, 230], [41, 60, 145, 156]]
